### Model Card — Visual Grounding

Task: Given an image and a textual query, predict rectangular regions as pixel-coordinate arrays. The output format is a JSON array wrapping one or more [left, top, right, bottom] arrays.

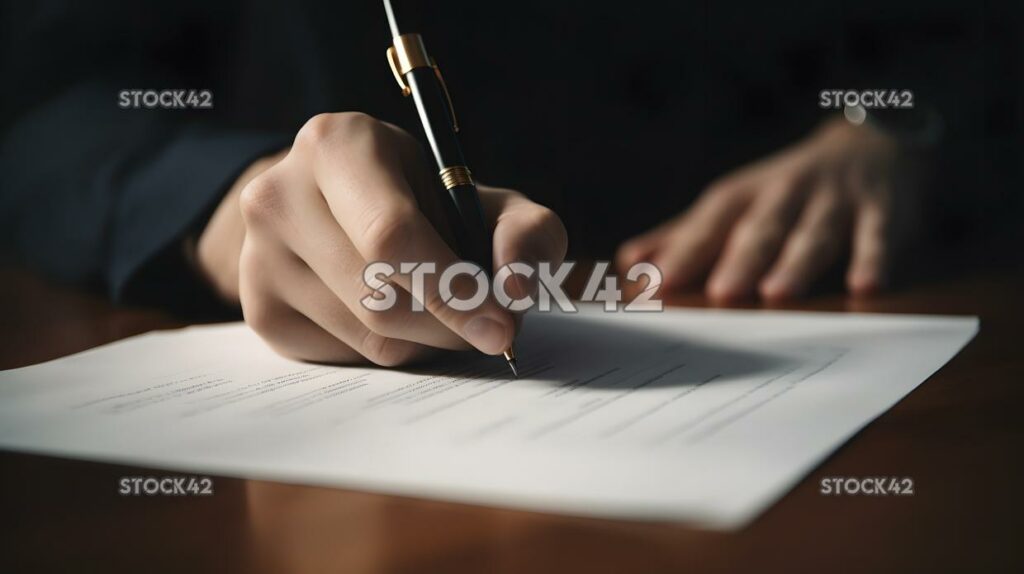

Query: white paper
[[0, 306, 976, 529]]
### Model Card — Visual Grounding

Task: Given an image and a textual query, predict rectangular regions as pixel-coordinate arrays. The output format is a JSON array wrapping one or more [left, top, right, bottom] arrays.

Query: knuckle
[[697, 181, 745, 216], [523, 205, 568, 258], [241, 297, 277, 337], [734, 219, 784, 250], [237, 240, 260, 281], [295, 112, 379, 150], [677, 227, 716, 254], [334, 111, 378, 130], [358, 306, 399, 337], [295, 113, 336, 148], [422, 286, 452, 318], [534, 204, 567, 237], [355, 275, 387, 307], [360, 204, 416, 261], [239, 175, 286, 225], [703, 181, 733, 200], [703, 176, 745, 202]]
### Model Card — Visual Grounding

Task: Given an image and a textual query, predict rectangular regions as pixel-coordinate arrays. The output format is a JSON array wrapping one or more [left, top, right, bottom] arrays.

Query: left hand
[[616, 117, 922, 301]]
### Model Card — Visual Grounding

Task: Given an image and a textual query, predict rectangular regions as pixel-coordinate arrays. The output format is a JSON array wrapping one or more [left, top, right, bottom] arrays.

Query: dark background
[[1, 0, 1021, 305]]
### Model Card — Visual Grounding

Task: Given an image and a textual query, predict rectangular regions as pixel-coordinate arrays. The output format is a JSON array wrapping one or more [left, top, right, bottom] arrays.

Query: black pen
[[381, 0, 518, 377]]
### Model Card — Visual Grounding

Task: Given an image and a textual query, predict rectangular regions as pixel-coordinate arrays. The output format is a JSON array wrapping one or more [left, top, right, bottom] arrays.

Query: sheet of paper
[[0, 306, 976, 529]]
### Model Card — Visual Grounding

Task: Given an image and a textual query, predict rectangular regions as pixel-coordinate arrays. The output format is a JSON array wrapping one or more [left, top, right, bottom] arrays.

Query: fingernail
[[464, 316, 509, 355]]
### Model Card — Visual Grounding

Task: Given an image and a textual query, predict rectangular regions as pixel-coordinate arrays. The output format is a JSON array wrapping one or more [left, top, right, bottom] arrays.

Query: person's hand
[[196, 112, 567, 365], [617, 117, 921, 301]]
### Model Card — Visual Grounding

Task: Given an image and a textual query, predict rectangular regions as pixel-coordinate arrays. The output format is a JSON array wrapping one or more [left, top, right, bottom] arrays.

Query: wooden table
[[1, 267, 1021, 573]]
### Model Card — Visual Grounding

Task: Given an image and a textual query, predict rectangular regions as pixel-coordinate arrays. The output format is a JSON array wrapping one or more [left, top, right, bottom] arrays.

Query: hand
[[617, 117, 921, 301], [196, 112, 567, 365]]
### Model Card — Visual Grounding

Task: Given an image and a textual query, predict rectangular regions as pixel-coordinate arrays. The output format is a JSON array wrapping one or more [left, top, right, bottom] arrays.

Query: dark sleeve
[[0, 2, 290, 314]]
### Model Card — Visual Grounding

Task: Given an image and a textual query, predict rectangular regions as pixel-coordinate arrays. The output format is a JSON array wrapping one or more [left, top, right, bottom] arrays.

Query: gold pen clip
[[386, 44, 413, 97], [386, 33, 460, 132]]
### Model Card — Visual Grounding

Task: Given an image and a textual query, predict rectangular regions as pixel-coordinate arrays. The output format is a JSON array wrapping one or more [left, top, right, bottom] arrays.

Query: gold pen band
[[439, 166, 473, 189]]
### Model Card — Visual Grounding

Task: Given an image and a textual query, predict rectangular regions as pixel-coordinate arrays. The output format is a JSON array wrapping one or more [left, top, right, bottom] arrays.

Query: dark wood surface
[[1, 267, 1021, 573]]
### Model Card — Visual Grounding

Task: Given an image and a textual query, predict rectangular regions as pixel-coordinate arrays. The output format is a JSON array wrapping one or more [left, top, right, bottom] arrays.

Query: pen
[[381, 0, 519, 377]]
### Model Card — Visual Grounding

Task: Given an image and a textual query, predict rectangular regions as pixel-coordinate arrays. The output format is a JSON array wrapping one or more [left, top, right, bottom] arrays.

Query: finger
[[249, 304, 367, 364], [239, 244, 363, 364], [615, 217, 678, 274], [480, 187, 568, 300], [760, 184, 851, 300], [239, 155, 468, 351], [272, 253, 436, 367], [297, 113, 516, 355], [651, 182, 753, 290], [384, 125, 460, 251], [707, 178, 811, 301], [847, 197, 890, 296]]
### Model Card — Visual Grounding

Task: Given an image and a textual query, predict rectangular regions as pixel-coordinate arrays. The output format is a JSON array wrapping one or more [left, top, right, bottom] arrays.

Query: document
[[0, 306, 976, 529]]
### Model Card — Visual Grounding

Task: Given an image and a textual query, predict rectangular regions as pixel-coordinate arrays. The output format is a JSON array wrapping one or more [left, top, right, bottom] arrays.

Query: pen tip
[[503, 347, 518, 378]]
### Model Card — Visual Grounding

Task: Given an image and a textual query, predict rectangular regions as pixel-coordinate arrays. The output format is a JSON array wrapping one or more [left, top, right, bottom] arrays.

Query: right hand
[[197, 112, 567, 366]]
